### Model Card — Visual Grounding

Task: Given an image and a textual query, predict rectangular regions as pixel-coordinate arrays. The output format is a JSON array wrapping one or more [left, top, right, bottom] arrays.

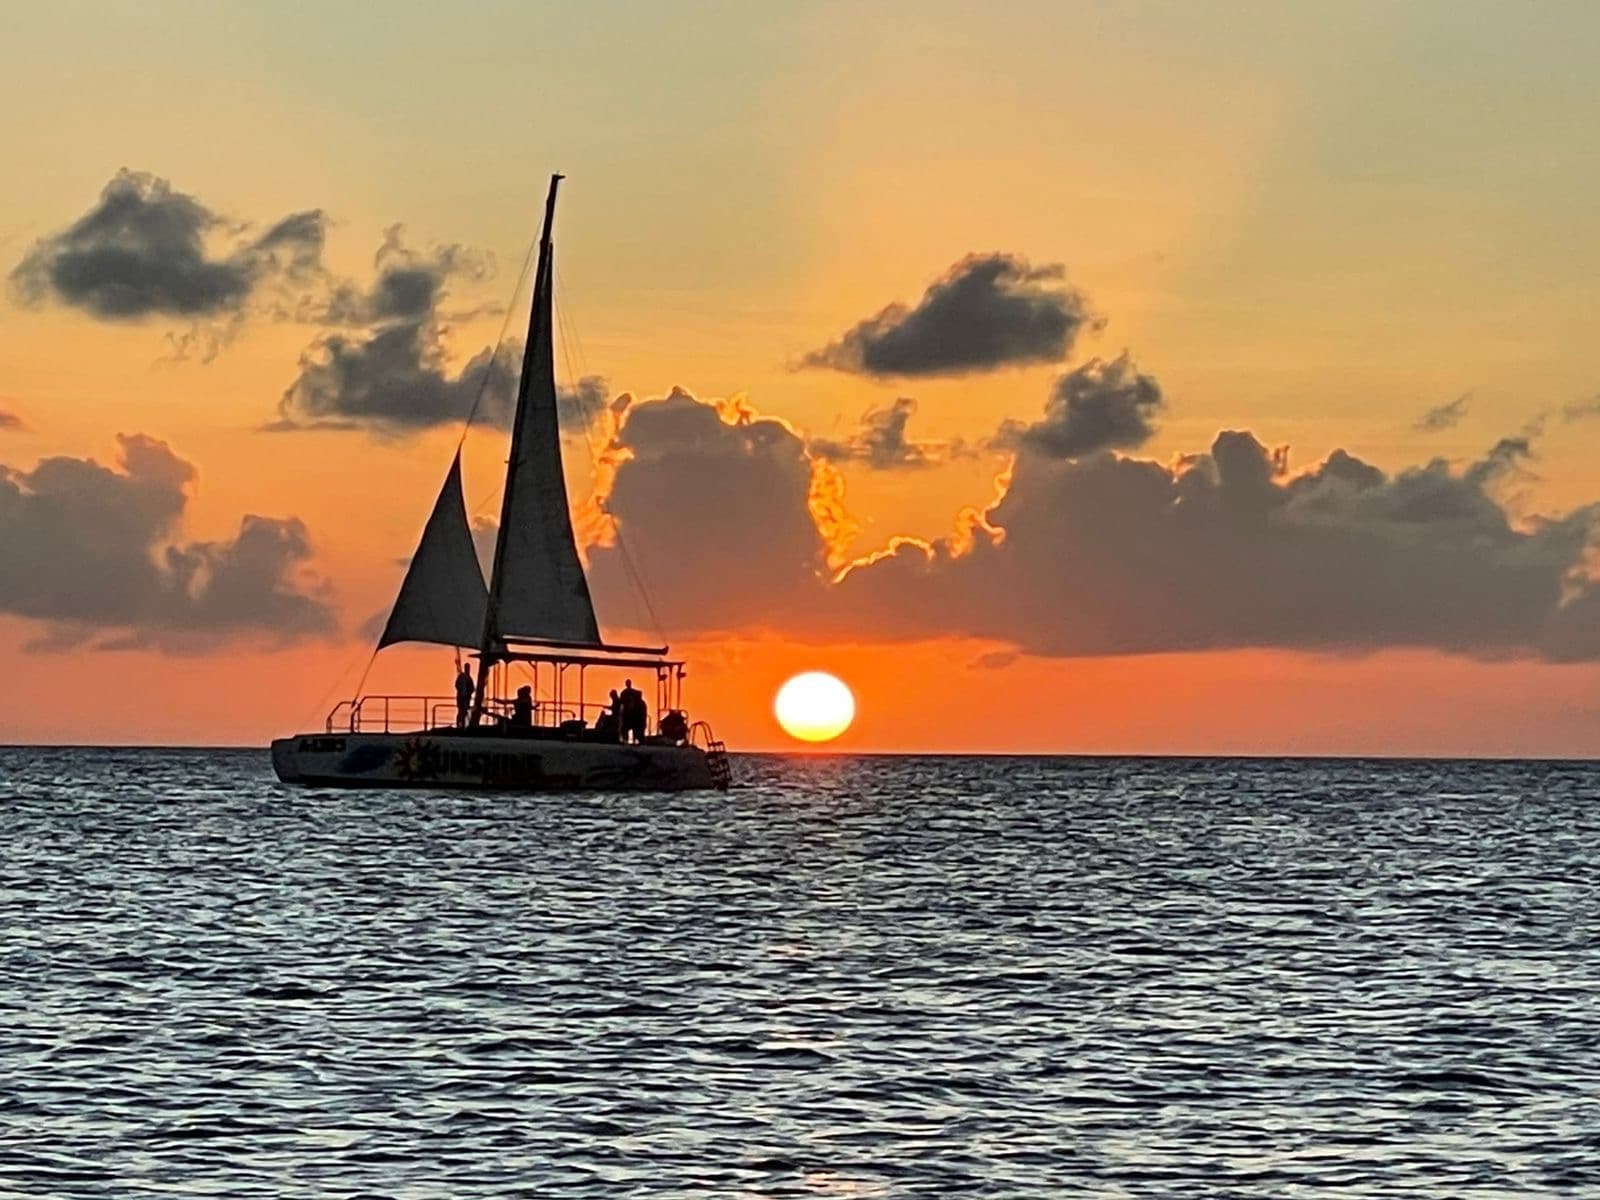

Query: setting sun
[[774, 672, 856, 743]]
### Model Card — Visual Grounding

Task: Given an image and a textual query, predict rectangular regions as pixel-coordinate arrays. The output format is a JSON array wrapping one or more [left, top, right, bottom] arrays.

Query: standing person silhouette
[[454, 664, 475, 729], [619, 678, 647, 744]]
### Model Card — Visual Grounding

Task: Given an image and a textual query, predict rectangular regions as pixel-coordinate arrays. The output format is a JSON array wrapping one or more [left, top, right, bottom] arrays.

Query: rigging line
[[457, 234, 539, 454], [551, 266, 605, 467], [553, 300, 622, 557], [462, 232, 540, 521], [298, 642, 380, 732], [461, 250, 587, 534], [469, 481, 503, 521], [349, 644, 382, 705], [552, 286, 604, 505], [553, 265, 667, 644], [616, 530, 667, 645]]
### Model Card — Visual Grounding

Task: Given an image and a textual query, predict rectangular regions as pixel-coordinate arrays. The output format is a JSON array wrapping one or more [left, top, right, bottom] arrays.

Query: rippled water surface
[[2, 749, 1598, 1197]]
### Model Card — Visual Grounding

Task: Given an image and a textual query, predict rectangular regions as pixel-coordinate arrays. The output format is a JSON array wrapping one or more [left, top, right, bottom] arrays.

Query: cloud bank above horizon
[[8, 174, 1600, 670], [586, 386, 1600, 664], [0, 434, 335, 651]]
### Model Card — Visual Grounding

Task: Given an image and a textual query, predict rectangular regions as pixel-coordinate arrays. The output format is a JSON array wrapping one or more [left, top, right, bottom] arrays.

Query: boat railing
[[327, 695, 451, 734], [325, 694, 674, 735]]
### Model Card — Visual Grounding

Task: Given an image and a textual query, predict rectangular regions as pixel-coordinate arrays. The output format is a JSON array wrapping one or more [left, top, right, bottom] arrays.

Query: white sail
[[484, 194, 602, 647], [378, 451, 488, 649]]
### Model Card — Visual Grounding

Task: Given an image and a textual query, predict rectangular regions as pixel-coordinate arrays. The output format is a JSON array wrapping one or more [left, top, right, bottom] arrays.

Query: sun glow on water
[[774, 672, 855, 743]]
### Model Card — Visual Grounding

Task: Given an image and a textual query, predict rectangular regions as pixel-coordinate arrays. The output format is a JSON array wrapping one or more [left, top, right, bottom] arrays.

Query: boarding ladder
[[690, 721, 732, 790]]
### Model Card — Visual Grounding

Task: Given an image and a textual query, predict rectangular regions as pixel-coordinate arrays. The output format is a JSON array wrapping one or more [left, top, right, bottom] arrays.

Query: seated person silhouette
[[509, 685, 534, 729], [659, 710, 688, 744]]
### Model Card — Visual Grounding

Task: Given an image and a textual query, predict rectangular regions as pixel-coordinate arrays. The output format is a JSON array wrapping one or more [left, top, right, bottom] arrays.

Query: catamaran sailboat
[[272, 176, 730, 792]]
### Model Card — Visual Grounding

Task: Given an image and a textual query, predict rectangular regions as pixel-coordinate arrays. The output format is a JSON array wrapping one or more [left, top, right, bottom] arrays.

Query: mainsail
[[377, 451, 488, 649], [481, 175, 603, 648]]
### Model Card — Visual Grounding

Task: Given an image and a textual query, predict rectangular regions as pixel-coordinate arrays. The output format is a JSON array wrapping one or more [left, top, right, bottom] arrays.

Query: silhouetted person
[[598, 689, 622, 742], [659, 709, 687, 744], [510, 685, 533, 729], [619, 678, 647, 744], [454, 665, 475, 728]]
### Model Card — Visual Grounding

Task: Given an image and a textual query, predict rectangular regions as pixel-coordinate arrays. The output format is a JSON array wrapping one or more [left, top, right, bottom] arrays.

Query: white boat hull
[[271, 730, 720, 792]]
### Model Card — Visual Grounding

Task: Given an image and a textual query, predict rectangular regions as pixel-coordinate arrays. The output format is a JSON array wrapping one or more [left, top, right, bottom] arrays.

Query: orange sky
[[2, 2, 1599, 753]]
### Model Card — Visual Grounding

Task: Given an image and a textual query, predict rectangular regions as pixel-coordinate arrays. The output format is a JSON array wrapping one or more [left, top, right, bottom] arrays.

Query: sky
[[2, 0, 1600, 753]]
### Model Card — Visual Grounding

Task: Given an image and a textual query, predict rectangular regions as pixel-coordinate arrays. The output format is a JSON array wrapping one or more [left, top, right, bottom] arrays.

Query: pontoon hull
[[271, 731, 720, 792]]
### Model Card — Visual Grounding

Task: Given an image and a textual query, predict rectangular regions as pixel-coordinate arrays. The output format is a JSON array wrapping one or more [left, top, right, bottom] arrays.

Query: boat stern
[[270, 735, 306, 783], [275, 732, 361, 783]]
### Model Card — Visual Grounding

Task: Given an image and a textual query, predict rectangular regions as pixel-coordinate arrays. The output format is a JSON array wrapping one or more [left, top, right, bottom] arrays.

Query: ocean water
[[1, 749, 1597, 1198]]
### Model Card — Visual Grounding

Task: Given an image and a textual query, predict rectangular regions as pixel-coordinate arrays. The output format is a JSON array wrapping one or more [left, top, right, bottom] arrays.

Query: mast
[[470, 173, 563, 724]]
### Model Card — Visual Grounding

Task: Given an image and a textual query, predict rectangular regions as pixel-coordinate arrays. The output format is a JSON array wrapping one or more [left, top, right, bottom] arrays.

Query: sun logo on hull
[[393, 737, 440, 781]]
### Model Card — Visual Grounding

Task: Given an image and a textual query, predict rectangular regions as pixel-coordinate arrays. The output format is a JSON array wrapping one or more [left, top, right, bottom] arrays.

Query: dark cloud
[[250, 210, 330, 281], [272, 233, 517, 435], [0, 408, 23, 433], [809, 397, 965, 470], [992, 354, 1163, 459], [586, 388, 830, 632], [316, 227, 489, 326], [801, 253, 1098, 378], [322, 264, 444, 326], [9, 169, 326, 323], [558, 375, 631, 435], [583, 388, 1600, 662], [825, 431, 1600, 661], [0, 434, 335, 650], [273, 322, 518, 434], [1464, 435, 1534, 490], [274, 335, 611, 436], [1562, 395, 1600, 423], [1415, 393, 1471, 432]]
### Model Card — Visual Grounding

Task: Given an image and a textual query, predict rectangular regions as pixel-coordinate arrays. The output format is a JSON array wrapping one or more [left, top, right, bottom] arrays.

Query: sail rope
[[297, 642, 380, 734], [461, 234, 541, 525], [457, 235, 539, 453], [553, 262, 667, 645]]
